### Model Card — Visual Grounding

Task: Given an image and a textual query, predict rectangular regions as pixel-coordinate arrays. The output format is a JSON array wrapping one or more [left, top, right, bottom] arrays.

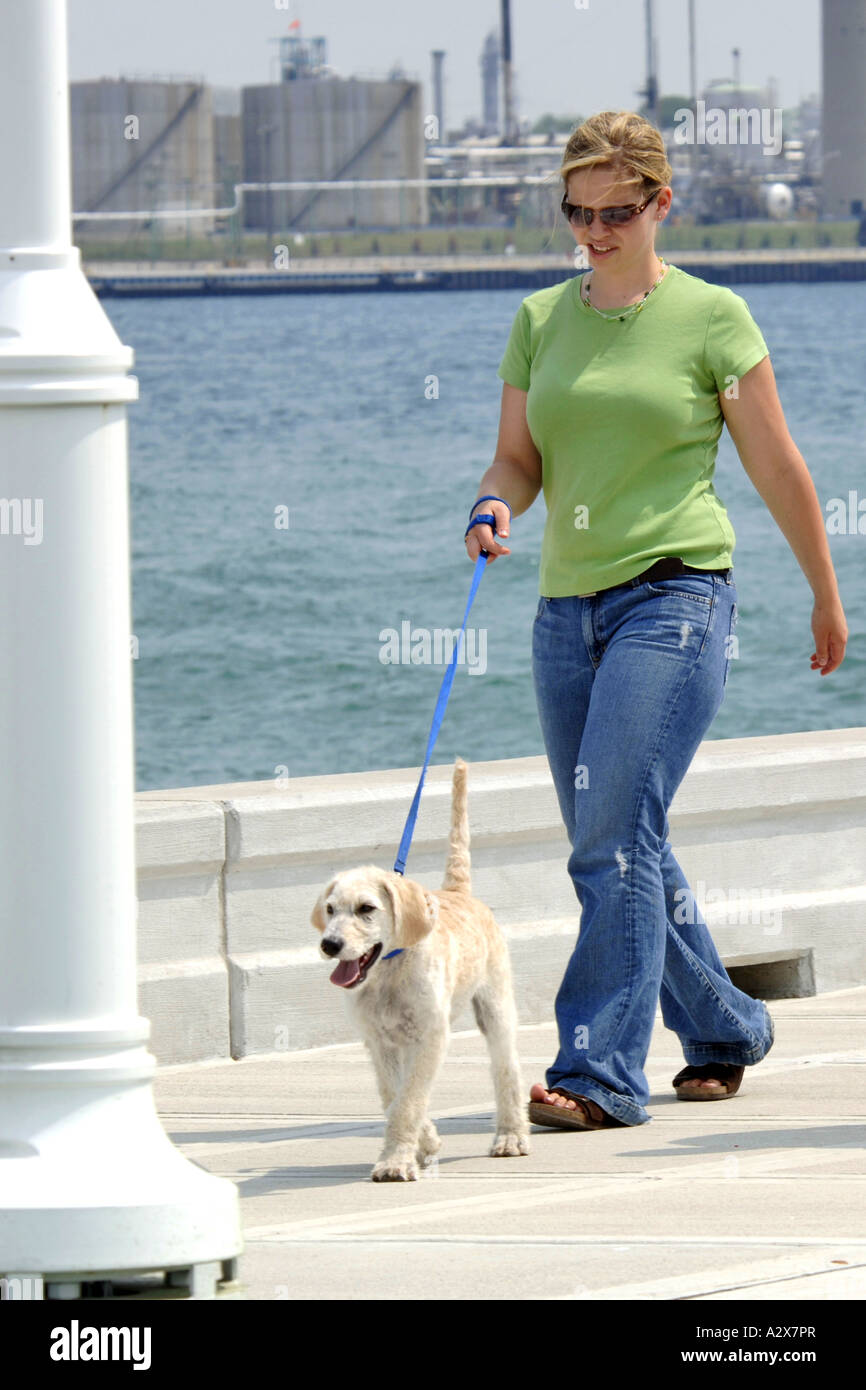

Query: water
[[109, 283, 865, 793]]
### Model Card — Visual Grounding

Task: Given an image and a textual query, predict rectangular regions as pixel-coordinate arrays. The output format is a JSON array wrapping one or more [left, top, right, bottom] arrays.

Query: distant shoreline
[[86, 247, 866, 297]]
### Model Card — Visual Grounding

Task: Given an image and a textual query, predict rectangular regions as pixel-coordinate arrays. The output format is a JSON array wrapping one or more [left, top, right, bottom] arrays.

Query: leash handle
[[393, 548, 489, 877]]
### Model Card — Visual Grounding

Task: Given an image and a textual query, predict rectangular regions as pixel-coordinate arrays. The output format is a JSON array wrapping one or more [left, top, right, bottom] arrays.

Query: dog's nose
[[320, 938, 344, 958]]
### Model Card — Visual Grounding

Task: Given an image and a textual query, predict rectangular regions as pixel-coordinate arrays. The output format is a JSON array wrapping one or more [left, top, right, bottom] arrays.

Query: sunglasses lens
[[564, 205, 633, 226], [564, 192, 656, 226]]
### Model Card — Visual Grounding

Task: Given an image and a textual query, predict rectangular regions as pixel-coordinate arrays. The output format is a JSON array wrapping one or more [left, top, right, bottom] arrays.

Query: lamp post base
[[1, 1261, 243, 1301], [0, 1023, 243, 1290]]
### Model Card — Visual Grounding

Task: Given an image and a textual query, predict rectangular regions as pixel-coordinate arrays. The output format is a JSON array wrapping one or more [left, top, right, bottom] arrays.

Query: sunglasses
[[561, 189, 660, 227]]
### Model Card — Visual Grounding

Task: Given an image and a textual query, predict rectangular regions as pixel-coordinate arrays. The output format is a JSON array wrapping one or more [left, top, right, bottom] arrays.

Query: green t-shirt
[[496, 263, 769, 596]]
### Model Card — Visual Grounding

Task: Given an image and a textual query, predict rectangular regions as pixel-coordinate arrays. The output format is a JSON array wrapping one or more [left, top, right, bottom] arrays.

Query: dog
[[311, 757, 531, 1181]]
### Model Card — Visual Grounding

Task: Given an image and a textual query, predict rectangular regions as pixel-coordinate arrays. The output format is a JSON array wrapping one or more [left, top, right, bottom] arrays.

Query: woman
[[464, 111, 848, 1130]]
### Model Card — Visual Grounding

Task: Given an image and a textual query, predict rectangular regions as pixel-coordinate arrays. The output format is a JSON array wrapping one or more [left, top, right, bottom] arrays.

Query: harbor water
[[109, 281, 865, 792]]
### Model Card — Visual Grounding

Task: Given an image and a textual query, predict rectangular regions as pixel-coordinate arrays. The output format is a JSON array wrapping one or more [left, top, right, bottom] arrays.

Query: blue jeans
[[531, 569, 774, 1126]]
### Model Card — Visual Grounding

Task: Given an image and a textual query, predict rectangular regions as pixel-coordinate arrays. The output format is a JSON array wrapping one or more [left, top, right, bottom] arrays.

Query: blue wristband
[[469, 494, 512, 523], [464, 513, 497, 540]]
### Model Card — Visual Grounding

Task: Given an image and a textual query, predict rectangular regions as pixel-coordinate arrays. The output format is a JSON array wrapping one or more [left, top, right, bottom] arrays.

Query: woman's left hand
[[811, 597, 848, 675]]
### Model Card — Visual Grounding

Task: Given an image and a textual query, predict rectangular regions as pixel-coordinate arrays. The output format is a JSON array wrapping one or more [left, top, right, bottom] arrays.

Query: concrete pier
[[153, 982, 866, 1301]]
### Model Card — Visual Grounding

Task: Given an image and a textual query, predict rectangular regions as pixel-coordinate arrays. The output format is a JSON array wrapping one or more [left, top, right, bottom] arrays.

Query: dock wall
[[87, 248, 866, 297], [135, 727, 866, 1066]]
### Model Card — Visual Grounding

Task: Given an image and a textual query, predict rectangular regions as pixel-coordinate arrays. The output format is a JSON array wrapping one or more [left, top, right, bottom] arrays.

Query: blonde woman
[[464, 111, 848, 1130]]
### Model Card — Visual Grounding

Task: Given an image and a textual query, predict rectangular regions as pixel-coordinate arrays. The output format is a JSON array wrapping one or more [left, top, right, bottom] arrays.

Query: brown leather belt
[[579, 555, 731, 598]]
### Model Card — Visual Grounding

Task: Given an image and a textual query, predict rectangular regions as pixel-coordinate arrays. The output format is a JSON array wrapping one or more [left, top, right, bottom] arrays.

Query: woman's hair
[[559, 110, 672, 200]]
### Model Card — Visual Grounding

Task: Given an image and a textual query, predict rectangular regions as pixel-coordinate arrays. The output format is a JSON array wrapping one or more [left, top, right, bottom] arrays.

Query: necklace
[[582, 258, 667, 321]]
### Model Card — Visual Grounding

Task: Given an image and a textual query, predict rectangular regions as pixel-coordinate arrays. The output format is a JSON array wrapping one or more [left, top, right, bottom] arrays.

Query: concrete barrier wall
[[135, 727, 866, 1066]]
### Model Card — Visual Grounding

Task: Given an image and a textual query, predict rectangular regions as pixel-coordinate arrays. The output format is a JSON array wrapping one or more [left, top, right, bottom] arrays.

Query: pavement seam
[[240, 1141, 864, 1241], [549, 1250, 866, 1301]]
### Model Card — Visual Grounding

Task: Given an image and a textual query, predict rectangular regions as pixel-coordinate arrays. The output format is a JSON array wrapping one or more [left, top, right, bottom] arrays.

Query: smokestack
[[688, 0, 698, 189], [644, 0, 659, 127], [480, 31, 500, 137], [500, 0, 516, 144], [431, 49, 445, 145]]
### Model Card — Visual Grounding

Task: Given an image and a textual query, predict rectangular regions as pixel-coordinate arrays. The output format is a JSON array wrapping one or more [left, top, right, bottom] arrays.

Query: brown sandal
[[672, 1062, 745, 1100], [528, 1088, 627, 1130]]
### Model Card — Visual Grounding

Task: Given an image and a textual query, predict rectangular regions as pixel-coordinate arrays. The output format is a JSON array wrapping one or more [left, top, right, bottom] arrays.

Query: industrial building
[[69, 32, 428, 244], [65, 0, 866, 246], [241, 32, 427, 233], [71, 78, 216, 241], [822, 0, 866, 218], [212, 85, 242, 203]]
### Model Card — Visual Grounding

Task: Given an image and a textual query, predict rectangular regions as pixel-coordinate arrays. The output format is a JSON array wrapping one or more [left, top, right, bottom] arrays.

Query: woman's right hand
[[465, 499, 512, 564]]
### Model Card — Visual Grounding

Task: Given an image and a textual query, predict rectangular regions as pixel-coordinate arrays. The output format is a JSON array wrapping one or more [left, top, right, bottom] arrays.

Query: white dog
[[311, 757, 531, 1181]]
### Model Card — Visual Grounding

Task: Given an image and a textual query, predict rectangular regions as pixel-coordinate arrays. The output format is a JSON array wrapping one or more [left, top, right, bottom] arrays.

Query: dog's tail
[[442, 756, 472, 892]]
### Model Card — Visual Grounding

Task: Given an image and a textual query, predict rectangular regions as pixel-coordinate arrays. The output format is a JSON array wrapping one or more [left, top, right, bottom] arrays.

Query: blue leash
[[392, 548, 487, 879], [382, 498, 509, 960]]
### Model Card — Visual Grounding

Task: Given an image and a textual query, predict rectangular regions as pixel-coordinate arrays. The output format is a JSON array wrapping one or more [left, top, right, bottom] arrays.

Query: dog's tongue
[[330, 957, 362, 988]]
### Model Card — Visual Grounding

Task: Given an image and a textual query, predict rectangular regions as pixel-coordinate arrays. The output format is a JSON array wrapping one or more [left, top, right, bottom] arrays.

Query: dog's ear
[[311, 877, 338, 933], [381, 873, 438, 948]]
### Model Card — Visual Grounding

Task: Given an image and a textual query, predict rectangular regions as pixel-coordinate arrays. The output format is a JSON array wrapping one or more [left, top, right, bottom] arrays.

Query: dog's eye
[[358, 903, 376, 915], [326, 903, 334, 916]]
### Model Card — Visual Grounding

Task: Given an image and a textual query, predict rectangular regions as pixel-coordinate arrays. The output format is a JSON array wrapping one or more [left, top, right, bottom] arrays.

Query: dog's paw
[[371, 1154, 420, 1182], [489, 1130, 531, 1157]]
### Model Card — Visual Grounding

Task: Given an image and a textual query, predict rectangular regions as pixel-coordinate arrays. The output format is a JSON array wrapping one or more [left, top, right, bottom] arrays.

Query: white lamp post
[[0, 0, 241, 1297]]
